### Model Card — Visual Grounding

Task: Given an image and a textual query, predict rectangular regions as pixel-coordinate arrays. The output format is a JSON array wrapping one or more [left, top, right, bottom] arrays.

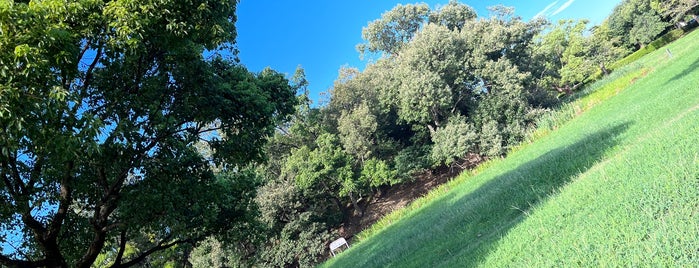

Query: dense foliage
[[324, 27, 699, 267], [0, 0, 296, 266], [241, 1, 695, 267]]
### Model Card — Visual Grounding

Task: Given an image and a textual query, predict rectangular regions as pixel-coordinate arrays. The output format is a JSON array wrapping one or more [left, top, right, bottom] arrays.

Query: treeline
[[195, 0, 699, 267]]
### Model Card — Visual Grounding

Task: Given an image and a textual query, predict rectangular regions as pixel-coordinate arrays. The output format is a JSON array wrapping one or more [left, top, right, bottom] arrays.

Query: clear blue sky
[[236, 0, 623, 104]]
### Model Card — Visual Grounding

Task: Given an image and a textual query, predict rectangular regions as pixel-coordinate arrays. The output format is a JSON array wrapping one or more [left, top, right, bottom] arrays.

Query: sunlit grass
[[322, 27, 699, 267]]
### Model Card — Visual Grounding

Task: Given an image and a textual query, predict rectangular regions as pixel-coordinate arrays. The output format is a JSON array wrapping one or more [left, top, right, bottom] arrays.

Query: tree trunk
[[600, 62, 609, 76], [348, 192, 364, 217], [76, 231, 108, 268], [319, 180, 348, 216], [331, 196, 348, 218], [555, 85, 572, 95], [427, 124, 437, 137]]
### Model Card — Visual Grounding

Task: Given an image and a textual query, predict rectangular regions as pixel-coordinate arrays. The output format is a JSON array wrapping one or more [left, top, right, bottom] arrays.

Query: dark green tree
[[430, 116, 478, 166], [283, 133, 361, 215], [589, 22, 629, 75], [393, 23, 469, 134], [0, 0, 296, 267], [338, 102, 378, 163], [609, 0, 668, 49], [630, 11, 669, 47]]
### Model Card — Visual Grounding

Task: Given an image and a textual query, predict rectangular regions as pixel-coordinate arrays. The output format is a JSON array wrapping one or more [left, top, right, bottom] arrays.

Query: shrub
[[189, 237, 242, 268], [479, 120, 505, 157], [430, 116, 478, 166], [258, 213, 333, 268], [394, 145, 433, 178], [255, 178, 304, 231], [609, 29, 684, 71], [360, 158, 399, 187]]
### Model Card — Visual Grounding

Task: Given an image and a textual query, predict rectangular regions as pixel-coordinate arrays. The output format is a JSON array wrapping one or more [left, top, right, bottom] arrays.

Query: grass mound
[[322, 26, 699, 268]]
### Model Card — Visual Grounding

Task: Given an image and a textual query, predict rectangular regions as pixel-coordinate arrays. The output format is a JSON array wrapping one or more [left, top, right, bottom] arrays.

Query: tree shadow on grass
[[664, 55, 699, 87], [329, 122, 632, 268]]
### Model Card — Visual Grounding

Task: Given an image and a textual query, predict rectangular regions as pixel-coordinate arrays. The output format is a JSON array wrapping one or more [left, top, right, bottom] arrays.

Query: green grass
[[322, 28, 699, 267]]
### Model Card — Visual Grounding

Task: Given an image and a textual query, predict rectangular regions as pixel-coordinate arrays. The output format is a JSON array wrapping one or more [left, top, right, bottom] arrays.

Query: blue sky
[[236, 0, 623, 104]]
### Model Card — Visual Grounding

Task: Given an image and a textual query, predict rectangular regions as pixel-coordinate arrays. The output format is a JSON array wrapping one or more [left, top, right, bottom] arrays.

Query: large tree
[[589, 22, 629, 75], [652, 0, 699, 23], [531, 20, 597, 93], [394, 23, 469, 134], [609, 0, 668, 49], [0, 0, 296, 267], [283, 133, 360, 215], [356, 3, 430, 57], [630, 10, 669, 47]]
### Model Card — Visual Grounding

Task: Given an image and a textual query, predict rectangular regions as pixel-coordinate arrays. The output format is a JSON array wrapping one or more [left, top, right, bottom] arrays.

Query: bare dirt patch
[[335, 155, 483, 243]]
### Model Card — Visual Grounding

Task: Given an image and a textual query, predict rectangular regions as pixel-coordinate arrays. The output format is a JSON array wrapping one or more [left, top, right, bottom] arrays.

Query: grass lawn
[[322, 29, 699, 267]]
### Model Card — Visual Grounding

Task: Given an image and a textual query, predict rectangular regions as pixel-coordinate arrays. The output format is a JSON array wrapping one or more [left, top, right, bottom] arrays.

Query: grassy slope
[[323, 29, 699, 267]]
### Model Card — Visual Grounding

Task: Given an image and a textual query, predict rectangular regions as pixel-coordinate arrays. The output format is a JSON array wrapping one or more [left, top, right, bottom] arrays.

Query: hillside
[[322, 28, 699, 267]]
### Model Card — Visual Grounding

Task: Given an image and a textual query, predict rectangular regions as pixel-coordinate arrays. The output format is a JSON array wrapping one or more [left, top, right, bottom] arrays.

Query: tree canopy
[[608, 0, 670, 49], [652, 0, 699, 23], [0, 0, 296, 266], [357, 3, 430, 56]]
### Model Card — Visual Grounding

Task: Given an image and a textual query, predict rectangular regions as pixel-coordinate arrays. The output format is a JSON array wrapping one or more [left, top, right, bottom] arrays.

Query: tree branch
[[1, 156, 54, 254], [103, 222, 125, 233], [78, 117, 183, 267], [83, 43, 103, 91], [77, 170, 126, 268], [78, 40, 91, 65], [76, 229, 108, 268], [276, 126, 291, 136], [0, 172, 19, 200], [27, 156, 44, 191], [113, 230, 128, 266], [450, 92, 467, 115], [7, 156, 27, 195], [112, 237, 196, 268], [20, 211, 48, 247], [0, 254, 50, 267], [47, 161, 74, 239], [98, 166, 109, 194], [1, 155, 54, 258]]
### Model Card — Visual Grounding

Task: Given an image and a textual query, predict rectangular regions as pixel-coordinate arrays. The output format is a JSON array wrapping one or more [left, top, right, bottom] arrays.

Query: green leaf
[[13, 44, 30, 57]]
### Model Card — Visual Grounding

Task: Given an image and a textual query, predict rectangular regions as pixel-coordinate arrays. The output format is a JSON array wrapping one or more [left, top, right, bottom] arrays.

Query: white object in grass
[[329, 237, 350, 257]]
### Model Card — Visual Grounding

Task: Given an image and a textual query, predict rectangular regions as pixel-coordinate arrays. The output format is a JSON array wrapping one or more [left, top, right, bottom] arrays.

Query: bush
[[255, 178, 304, 231], [189, 237, 242, 268], [394, 145, 433, 178], [471, 90, 530, 156], [430, 116, 478, 166], [609, 29, 685, 71], [258, 213, 333, 267], [478, 120, 504, 157], [360, 158, 399, 187]]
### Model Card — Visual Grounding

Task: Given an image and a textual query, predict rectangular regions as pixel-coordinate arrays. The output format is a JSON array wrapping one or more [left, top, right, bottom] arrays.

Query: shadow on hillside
[[334, 122, 632, 268], [664, 56, 699, 86]]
